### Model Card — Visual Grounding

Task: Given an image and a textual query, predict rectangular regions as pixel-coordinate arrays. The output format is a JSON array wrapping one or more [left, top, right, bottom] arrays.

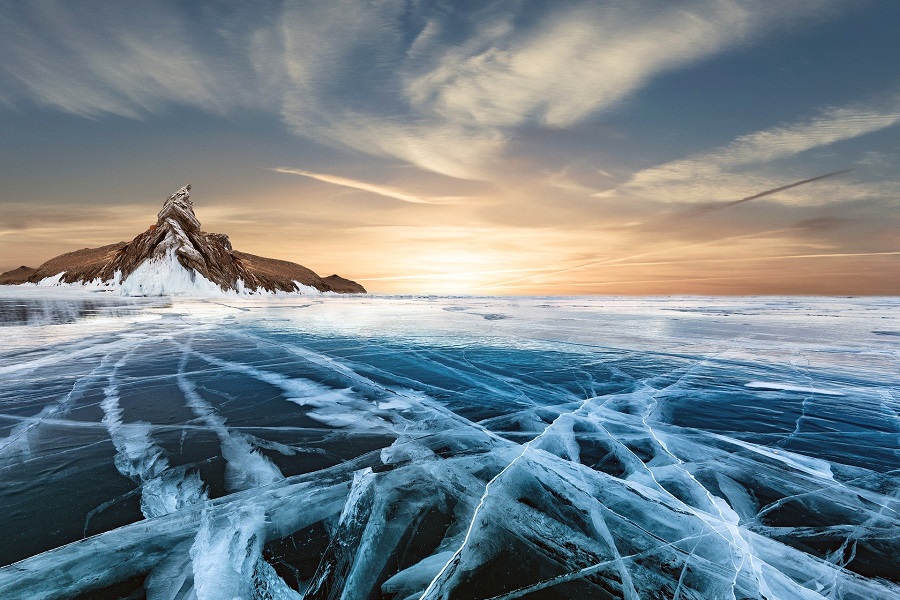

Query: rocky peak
[[157, 184, 201, 233], [105, 184, 246, 289]]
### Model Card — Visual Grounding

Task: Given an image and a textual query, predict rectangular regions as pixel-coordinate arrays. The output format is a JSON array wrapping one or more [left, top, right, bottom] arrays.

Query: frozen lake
[[0, 289, 898, 599]]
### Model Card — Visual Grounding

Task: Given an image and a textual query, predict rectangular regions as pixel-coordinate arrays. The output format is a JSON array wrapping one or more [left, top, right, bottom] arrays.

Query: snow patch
[[114, 250, 322, 297], [36, 273, 65, 286], [120, 249, 222, 297], [24, 258, 325, 298], [292, 280, 322, 295], [32, 272, 124, 292]]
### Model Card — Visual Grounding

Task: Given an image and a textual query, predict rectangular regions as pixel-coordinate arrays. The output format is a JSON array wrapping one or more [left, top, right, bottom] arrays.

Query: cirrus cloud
[[601, 93, 900, 205], [0, 0, 841, 180]]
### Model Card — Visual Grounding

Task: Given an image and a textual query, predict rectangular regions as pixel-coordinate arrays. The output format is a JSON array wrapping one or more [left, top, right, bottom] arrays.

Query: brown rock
[[0, 266, 37, 284], [27, 244, 127, 283], [322, 274, 367, 294], [233, 251, 330, 292]]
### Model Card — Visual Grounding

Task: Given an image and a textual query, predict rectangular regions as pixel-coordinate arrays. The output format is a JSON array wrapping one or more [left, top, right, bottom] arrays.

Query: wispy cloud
[[717, 106, 900, 167], [0, 1, 841, 180], [296, 0, 834, 178], [274, 168, 462, 204], [601, 94, 900, 205], [405, 2, 764, 129], [0, 2, 265, 118]]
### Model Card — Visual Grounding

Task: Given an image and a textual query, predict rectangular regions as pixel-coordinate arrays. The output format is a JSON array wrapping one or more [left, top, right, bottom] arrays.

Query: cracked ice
[[0, 289, 898, 599]]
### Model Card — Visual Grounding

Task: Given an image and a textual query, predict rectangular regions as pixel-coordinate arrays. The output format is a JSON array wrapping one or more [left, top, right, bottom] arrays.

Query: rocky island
[[0, 185, 365, 296]]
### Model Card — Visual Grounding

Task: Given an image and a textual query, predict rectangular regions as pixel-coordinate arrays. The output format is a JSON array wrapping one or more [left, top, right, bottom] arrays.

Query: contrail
[[691, 168, 854, 215]]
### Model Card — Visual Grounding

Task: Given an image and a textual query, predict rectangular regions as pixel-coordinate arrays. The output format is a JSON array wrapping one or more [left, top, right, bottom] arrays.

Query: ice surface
[[0, 293, 898, 599]]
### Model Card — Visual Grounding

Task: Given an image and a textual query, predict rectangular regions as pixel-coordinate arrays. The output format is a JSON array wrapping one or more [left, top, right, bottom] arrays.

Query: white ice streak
[[176, 342, 283, 492], [189, 347, 400, 432], [100, 347, 206, 519], [0, 344, 127, 459], [418, 393, 600, 599], [0, 336, 130, 377], [745, 381, 846, 396], [709, 433, 835, 481]]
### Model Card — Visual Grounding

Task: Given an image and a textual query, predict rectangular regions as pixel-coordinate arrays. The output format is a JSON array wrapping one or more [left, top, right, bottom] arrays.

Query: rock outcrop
[[27, 243, 127, 284], [322, 274, 367, 294], [0, 266, 37, 284], [18, 185, 365, 295]]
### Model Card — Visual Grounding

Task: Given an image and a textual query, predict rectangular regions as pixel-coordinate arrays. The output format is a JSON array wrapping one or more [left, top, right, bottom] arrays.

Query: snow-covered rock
[[16, 185, 366, 297]]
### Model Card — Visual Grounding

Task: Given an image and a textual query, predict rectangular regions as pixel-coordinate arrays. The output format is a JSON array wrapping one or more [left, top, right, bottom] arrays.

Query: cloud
[[0, 1, 841, 180], [0, 2, 261, 118], [294, 116, 507, 180], [274, 168, 462, 204], [404, 2, 763, 129], [267, 1, 508, 179], [718, 106, 900, 167], [604, 94, 900, 204], [288, 0, 834, 178]]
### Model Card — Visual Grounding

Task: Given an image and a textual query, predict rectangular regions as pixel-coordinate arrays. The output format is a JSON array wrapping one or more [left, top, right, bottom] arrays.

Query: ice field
[[0, 289, 898, 599]]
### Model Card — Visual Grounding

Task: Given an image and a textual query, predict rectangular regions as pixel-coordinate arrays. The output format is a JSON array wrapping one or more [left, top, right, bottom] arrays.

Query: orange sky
[[2, 175, 897, 295]]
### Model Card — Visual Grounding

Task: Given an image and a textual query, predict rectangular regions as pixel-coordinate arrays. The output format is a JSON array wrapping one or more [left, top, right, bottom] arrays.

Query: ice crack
[[418, 392, 601, 600]]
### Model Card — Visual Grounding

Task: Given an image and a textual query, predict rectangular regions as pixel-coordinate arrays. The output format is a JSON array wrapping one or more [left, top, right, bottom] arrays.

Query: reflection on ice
[[0, 288, 166, 326], [0, 294, 898, 599]]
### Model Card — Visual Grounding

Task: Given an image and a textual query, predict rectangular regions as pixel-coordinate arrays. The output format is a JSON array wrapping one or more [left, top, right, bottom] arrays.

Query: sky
[[0, 0, 898, 295]]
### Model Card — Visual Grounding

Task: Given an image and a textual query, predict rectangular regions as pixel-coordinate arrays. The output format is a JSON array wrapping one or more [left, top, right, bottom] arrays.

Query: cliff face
[[20, 185, 365, 295]]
